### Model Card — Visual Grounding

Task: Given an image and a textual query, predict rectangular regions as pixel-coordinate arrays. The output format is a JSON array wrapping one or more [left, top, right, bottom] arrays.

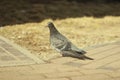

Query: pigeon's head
[[47, 22, 54, 28], [47, 22, 59, 34]]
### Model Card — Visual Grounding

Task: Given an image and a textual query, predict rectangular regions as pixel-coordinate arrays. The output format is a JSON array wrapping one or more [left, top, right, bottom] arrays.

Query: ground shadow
[[0, 0, 120, 26]]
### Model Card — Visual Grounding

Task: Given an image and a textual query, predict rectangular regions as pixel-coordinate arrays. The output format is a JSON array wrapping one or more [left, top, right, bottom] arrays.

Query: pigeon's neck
[[49, 26, 60, 36]]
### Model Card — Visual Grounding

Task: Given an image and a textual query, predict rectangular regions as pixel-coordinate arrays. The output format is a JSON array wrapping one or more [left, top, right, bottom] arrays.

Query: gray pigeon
[[47, 22, 93, 60]]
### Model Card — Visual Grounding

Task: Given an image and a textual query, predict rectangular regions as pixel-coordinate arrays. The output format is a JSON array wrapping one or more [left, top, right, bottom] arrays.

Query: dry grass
[[0, 17, 120, 60]]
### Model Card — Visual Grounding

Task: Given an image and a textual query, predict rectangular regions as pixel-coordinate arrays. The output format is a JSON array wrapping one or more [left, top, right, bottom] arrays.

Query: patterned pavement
[[0, 36, 120, 80], [0, 36, 44, 67]]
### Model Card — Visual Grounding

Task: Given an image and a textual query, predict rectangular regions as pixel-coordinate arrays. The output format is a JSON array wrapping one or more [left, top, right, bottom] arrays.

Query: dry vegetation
[[0, 1, 120, 60], [0, 17, 120, 60]]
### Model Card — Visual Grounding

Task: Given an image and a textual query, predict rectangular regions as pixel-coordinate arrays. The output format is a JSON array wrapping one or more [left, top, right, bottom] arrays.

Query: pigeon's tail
[[76, 54, 94, 60], [61, 51, 94, 60], [75, 51, 93, 60], [83, 55, 94, 60]]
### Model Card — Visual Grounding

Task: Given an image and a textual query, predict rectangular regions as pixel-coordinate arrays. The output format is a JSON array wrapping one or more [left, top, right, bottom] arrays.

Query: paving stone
[[20, 64, 58, 74], [45, 71, 83, 78], [78, 69, 113, 75], [81, 47, 120, 69], [0, 55, 15, 61], [64, 59, 92, 67], [65, 45, 120, 67], [42, 78, 69, 80], [0, 71, 21, 76], [55, 64, 80, 72], [71, 74, 113, 80], [50, 57, 76, 64], [0, 36, 44, 67], [0, 36, 119, 80], [107, 72, 120, 78], [113, 77, 120, 80], [19, 68, 57, 75], [90, 46, 120, 59], [86, 44, 118, 55], [30, 64, 80, 72], [0, 74, 45, 80], [0, 66, 33, 72], [102, 60, 120, 69]]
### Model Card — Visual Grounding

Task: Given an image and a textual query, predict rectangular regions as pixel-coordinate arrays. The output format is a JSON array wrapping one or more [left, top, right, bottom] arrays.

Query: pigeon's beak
[[46, 22, 53, 28]]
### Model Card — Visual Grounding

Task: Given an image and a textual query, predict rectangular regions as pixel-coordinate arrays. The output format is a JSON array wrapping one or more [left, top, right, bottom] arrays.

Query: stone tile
[[107, 72, 120, 78], [43, 78, 69, 80], [71, 74, 113, 80], [63, 45, 120, 67], [103, 60, 120, 69], [87, 44, 118, 55], [113, 77, 120, 80], [0, 66, 33, 72], [76, 46, 120, 66], [20, 64, 58, 74], [81, 48, 120, 69], [90, 46, 120, 59], [79, 69, 113, 75], [0, 71, 21, 76], [0, 36, 119, 80], [0, 36, 44, 67], [45, 71, 83, 78], [65, 59, 92, 67], [19, 68, 56, 75], [50, 57, 76, 64], [0, 55, 15, 61], [0, 74, 45, 80], [55, 64, 80, 72], [0, 48, 7, 53], [30, 64, 80, 73]]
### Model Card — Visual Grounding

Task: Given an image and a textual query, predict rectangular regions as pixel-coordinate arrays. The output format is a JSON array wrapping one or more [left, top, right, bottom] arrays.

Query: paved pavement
[[0, 36, 44, 67], [0, 36, 120, 80]]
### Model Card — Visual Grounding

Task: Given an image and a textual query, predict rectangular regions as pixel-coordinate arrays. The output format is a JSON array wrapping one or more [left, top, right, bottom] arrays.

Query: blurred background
[[0, 0, 120, 26], [0, 0, 120, 60]]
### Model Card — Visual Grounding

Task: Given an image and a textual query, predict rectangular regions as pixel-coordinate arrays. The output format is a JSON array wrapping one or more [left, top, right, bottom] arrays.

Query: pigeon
[[47, 22, 93, 60]]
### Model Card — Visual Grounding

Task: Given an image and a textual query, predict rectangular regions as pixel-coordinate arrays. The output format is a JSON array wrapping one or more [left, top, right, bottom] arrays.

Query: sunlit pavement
[[0, 36, 120, 80]]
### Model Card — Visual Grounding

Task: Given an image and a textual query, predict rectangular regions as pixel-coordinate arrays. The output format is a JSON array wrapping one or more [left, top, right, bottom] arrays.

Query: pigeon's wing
[[70, 42, 86, 54], [50, 36, 71, 51]]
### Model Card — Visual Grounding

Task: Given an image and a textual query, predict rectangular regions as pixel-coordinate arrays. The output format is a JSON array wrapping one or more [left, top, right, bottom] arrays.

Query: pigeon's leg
[[61, 53, 68, 57], [60, 51, 66, 57]]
